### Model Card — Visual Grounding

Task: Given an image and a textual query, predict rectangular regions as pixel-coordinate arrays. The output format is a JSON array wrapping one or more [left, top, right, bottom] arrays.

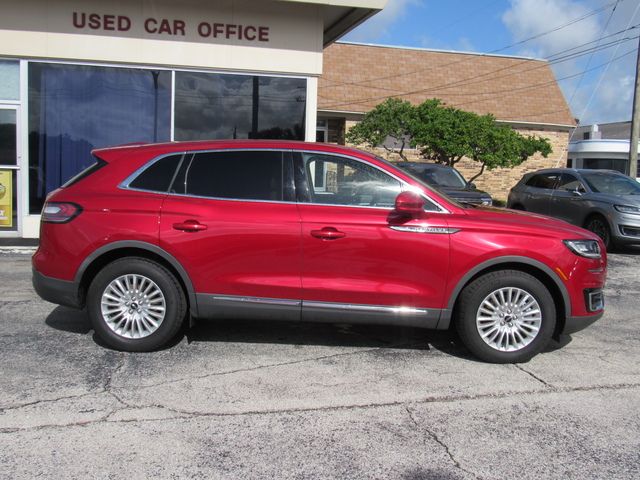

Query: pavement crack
[[127, 344, 419, 391], [514, 364, 554, 388], [405, 406, 484, 480], [0, 390, 106, 413]]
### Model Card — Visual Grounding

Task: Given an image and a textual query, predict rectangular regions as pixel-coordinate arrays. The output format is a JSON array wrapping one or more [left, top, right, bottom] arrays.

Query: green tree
[[345, 98, 416, 161], [346, 97, 552, 181]]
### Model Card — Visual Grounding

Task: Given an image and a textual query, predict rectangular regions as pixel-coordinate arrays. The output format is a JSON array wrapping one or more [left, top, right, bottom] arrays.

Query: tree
[[346, 97, 553, 180], [345, 98, 416, 161]]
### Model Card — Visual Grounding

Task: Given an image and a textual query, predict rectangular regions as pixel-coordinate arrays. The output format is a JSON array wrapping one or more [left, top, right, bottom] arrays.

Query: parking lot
[[1, 251, 639, 479]]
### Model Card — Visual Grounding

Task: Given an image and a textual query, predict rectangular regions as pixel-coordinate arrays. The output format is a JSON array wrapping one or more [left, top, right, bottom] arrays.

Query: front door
[[295, 152, 450, 325], [0, 106, 19, 235]]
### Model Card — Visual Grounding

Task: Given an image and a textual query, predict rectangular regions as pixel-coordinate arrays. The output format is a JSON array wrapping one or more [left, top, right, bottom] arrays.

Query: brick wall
[[344, 120, 569, 202]]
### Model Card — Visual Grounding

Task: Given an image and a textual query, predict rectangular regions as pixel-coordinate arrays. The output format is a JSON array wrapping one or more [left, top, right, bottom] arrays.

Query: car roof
[[527, 167, 622, 176], [396, 162, 453, 170]]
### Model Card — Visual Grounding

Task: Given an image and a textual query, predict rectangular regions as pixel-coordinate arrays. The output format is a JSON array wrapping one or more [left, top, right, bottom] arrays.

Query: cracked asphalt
[[1, 252, 640, 479]]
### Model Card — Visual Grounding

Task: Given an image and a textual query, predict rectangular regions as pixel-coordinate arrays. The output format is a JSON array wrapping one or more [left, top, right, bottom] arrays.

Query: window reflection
[[28, 63, 171, 213], [174, 72, 306, 141]]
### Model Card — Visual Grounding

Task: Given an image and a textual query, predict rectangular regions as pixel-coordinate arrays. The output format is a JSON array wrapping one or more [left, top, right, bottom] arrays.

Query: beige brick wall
[[344, 121, 570, 202]]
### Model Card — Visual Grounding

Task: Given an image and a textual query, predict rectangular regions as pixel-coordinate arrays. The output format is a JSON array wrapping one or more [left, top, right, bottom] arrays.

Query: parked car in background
[[507, 168, 640, 250], [33, 141, 606, 364], [395, 162, 493, 206]]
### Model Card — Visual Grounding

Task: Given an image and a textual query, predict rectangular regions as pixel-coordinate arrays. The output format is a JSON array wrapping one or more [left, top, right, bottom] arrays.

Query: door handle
[[310, 227, 346, 240], [173, 220, 208, 232]]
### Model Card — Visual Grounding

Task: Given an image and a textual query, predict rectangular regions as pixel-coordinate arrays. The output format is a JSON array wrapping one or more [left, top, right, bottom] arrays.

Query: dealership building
[[0, 0, 385, 239]]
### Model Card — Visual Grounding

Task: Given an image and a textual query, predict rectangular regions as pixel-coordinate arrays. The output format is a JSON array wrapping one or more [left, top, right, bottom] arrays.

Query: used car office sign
[[71, 12, 270, 42]]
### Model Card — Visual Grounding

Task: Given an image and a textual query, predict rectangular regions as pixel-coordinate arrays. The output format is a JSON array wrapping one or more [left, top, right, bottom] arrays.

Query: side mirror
[[469, 182, 477, 190], [394, 191, 425, 216]]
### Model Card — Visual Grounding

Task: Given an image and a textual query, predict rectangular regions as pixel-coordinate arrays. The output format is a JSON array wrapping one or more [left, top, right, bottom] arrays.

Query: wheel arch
[[75, 241, 198, 317], [438, 256, 570, 338]]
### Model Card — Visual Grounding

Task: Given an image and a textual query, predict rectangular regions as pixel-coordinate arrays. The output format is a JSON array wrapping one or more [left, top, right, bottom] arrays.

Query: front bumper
[[32, 268, 82, 309], [562, 311, 603, 335]]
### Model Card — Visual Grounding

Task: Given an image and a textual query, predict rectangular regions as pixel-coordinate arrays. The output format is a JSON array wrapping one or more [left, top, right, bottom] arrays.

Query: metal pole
[[629, 36, 640, 178]]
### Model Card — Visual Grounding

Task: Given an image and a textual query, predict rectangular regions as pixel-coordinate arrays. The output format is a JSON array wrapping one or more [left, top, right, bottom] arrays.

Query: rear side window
[[183, 150, 284, 201], [525, 173, 558, 189], [129, 154, 183, 192]]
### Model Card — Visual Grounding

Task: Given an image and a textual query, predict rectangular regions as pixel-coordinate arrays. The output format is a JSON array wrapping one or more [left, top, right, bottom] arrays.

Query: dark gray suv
[[507, 168, 640, 250]]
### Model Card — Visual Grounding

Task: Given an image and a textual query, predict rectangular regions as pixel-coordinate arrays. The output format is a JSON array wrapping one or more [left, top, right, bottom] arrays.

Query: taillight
[[41, 202, 82, 223]]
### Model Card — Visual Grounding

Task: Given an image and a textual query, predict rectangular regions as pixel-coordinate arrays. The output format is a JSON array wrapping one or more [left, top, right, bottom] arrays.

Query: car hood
[[435, 186, 492, 201], [461, 206, 599, 239], [587, 192, 640, 205]]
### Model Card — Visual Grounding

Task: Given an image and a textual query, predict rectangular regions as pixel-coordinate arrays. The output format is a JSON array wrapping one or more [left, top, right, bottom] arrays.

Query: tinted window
[[184, 151, 283, 201], [174, 72, 306, 141], [526, 173, 558, 189], [129, 154, 182, 192], [28, 63, 171, 213], [556, 173, 584, 192], [301, 153, 401, 208]]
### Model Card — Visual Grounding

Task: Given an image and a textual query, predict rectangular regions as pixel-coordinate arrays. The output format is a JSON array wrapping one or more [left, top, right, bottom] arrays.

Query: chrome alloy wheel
[[100, 274, 166, 339], [475, 287, 542, 352]]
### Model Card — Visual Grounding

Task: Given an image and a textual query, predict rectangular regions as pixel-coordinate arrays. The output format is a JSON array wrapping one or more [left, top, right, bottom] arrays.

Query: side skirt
[[196, 294, 442, 329]]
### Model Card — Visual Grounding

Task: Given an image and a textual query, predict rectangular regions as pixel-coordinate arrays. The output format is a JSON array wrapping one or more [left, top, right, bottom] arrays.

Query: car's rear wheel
[[87, 257, 187, 351], [585, 215, 612, 251], [455, 270, 556, 363]]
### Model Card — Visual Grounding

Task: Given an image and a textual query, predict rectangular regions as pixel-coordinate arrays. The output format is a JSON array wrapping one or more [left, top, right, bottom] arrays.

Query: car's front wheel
[[87, 257, 187, 352], [455, 270, 556, 363], [585, 215, 612, 251]]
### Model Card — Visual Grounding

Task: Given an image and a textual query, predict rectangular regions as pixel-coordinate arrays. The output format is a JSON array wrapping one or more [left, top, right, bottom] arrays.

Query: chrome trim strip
[[390, 226, 460, 234], [303, 301, 429, 315], [211, 295, 301, 307]]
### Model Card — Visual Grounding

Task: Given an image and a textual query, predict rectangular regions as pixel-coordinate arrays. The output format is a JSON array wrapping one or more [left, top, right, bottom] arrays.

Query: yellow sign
[[0, 169, 13, 228]]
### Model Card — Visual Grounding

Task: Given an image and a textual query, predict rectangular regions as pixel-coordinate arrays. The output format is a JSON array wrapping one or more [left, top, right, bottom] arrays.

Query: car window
[[128, 154, 183, 192], [556, 173, 585, 192], [581, 172, 640, 195], [413, 167, 466, 188], [300, 153, 402, 208], [180, 150, 284, 201], [525, 173, 559, 189]]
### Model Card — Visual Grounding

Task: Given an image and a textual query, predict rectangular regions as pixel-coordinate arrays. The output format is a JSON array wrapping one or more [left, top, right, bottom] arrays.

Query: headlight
[[614, 204, 640, 214], [563, 240, 601, 259], [481, 198, 492, 206]]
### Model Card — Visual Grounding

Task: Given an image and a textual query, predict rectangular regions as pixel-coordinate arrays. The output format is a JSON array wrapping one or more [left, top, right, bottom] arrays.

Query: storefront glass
[[0, 61, 19, 100], [174, 72, 306, 141], [28, 63, 172, 213]]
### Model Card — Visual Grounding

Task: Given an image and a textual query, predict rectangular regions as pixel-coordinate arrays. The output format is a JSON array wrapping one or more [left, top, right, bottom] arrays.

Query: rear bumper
[[32, 268, 82, 309], [562, 311, 603, 335]]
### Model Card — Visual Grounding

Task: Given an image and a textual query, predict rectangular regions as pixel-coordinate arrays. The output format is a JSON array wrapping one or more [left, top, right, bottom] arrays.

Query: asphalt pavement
[[1, 251, 639, 479]]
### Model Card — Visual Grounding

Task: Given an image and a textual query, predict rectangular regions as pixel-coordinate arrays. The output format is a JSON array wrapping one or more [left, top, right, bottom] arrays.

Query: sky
[[343, 0, 640, 127]]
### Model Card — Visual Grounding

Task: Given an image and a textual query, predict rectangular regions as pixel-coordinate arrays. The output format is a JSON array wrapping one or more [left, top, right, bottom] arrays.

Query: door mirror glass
[[394, 191, 425, 216]]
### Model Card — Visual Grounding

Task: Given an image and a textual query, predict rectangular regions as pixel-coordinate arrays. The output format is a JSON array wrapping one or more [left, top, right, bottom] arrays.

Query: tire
[[455, 270, 556, 363], [510, 204, 526, 211], [87, 257, 187, 352], [585, 215, 612, 251]]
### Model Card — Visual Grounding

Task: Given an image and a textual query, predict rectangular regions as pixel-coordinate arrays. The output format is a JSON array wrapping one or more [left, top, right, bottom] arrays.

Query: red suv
[[33, 140, 606, 363]]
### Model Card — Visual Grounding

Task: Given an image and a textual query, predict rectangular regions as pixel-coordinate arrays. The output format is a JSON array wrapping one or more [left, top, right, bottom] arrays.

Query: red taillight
[[41, 202, 82, 223]]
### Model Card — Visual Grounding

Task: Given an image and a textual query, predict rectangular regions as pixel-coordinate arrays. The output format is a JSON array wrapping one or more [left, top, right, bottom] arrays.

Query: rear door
[[521, 172, 559, 215], [159, 149, 302, 319]]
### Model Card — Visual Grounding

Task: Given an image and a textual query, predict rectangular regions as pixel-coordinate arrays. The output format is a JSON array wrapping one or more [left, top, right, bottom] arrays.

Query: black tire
[[87, 257, 187, 352], [510, 204, 526, 211], [455, 270, 556, 363], [585, 215, 613, 251]]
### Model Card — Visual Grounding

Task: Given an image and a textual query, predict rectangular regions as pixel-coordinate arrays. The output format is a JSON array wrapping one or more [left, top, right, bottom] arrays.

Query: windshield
[[411, 166, 467, 188], [581, 172, 640, 195]]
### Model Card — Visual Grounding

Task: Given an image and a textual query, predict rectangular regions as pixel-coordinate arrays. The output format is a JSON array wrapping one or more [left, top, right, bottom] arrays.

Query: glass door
[[0, 106, 19, 234]]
